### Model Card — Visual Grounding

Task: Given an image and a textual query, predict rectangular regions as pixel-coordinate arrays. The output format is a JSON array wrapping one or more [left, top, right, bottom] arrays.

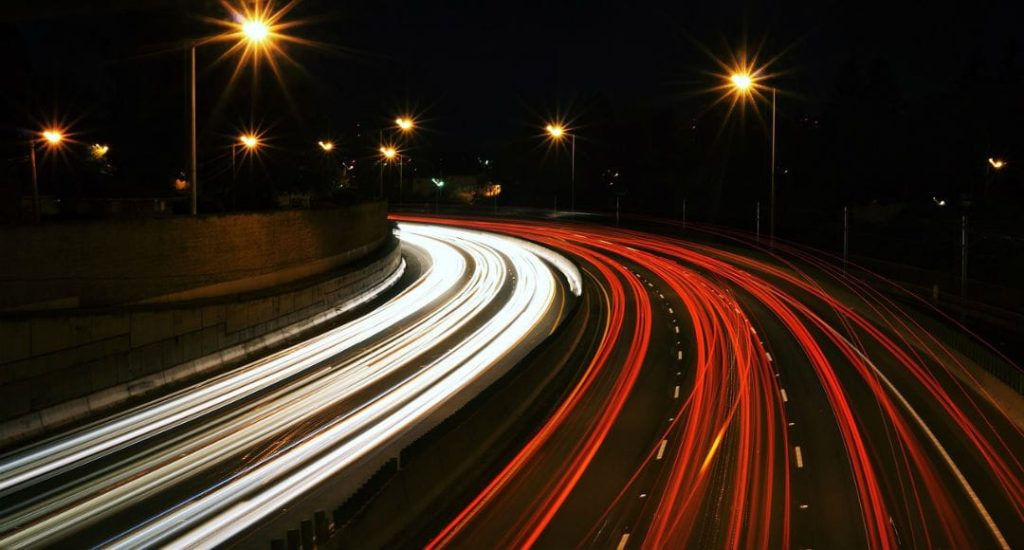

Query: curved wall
[[0, 202, 388, 310]]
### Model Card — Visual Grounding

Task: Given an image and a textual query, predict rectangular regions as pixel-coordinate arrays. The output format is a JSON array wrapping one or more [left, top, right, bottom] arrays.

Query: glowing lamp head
[[242, 19, 270, 43], [42, 129, 64, 145], [380, 146, 397, 160], [240, 134, 259, 149], [91, 144, 109, 158], [988, 157, 1006, 170], [318, 140, 334, 152], [730, 72, 753, 92], [396, 117, 414, 131], [546, 124, 565, 139]]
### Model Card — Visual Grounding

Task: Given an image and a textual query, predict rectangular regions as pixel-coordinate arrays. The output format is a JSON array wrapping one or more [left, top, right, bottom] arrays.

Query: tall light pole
[[985, 157, 1006, 199], [29, 129, 65, 224], [395, 117, 415, 203], [229, 133, 259, 210], [188, 15, 273, 216], [232, 134, 260, 181], [190, 43, 198, 216], [546, 123, 576, 213], [432, 178, 445, 214], [316, 140, 335, 192], [380, 145, 397, 200], [728, 71, 778, 243]]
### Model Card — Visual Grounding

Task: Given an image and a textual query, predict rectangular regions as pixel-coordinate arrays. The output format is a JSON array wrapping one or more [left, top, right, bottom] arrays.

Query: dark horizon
[[2, 1, 1021, 223]]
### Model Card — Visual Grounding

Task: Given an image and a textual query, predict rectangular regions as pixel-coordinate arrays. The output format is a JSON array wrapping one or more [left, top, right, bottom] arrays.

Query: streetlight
[[394, 117, 416, 203], [229, 133, 260, 210], [232, 133, 260, 176], [545, 123, 576, 212], [317, 140, 335, 190], [396, 117, 414, 132], [985, 157, 1007, 198], [188, 13, 276, 216], [42, 130, 64, 145], [240, 134, 259, 149], [90, 144, 110, 159], [29, 128, 65, 224], [432, 177, 445, 214], [242, 19, 270, 42], [728, 69, 777, 243], [379, 145, 398, 199]]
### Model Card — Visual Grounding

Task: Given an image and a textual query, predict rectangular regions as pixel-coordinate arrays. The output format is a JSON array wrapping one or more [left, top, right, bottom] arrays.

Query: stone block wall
[[0, 202, 388, 310], [0, 239, 402, 446]]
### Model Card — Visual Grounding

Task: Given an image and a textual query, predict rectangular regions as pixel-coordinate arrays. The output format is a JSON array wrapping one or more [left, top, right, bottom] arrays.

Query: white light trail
[[0, 223, 576, 548]]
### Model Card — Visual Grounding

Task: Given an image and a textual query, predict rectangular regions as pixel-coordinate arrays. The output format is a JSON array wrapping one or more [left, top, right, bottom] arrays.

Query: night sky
[[2, 1, 1020, 219]]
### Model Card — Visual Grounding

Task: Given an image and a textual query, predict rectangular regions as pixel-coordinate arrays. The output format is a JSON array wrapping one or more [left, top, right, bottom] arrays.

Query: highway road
[[0, 223, 579, 548], [391, 215, 1024, 550]]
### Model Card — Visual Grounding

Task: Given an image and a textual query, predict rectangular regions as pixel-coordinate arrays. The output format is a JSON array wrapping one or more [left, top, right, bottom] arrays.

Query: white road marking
[[668, 307, 674, 314], [673, 385, 680, 399], [674, 325, 680, 334], [826, 326, 1011, 550], [780, 389, 789, 402], [617, 533, 630, 550], [794, 446, 804, 468], [677, 351, 683, 360], [765, 352, 773, 362], [656, 439, 668, 460]]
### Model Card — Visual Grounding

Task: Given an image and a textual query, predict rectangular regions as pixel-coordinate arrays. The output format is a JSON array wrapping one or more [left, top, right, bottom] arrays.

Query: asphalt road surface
[[393, 215, 1023, 550]]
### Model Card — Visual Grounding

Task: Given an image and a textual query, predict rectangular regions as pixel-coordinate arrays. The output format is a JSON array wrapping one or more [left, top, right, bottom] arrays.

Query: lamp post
[[188, 16, 273, 216], [380, 145, 397, 200], [228, 133, 259, 210], [985, 157, 1006, 199], [728, 72, 777, 243], [545, 123, 575, 213], [317, 140, 333, 189], [29, 129, 65, 224], [432, 177, 445, 214], [395, 117, 414, 203]]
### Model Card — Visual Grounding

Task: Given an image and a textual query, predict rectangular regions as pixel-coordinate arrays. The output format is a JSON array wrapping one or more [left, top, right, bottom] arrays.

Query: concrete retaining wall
[[0, 239, 402, 446], [0, 202, 389, 310]]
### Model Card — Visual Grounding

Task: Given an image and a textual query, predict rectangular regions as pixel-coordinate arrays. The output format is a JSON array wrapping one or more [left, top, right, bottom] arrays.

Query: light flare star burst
[[203, 0, 319, 89]]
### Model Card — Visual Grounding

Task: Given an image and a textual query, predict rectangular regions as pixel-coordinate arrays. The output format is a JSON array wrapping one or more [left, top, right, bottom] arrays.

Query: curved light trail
[[0, 223, 578, 548], [393, 215, 1023, 550]]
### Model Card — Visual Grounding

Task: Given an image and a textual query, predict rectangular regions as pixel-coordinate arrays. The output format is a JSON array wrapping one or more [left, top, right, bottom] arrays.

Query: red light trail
[[395, 214, 1023, 550]]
